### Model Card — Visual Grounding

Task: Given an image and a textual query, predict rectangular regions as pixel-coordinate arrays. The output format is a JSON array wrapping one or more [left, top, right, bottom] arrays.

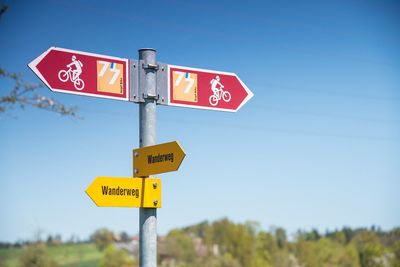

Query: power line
[[168, 0, 398, 45], [250, 105, 399, 125], [51, 0, 400, 69], [165, 0, 400, 68], [80, 97, 399, 126], [78, 106, 399, 143], [249, 81, 400, 102], [159, 118, 400, 143]]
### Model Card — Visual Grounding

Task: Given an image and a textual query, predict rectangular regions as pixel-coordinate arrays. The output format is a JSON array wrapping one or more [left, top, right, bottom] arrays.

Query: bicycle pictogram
[[209, 75, 231, 106], [58, 55, 85, 91]]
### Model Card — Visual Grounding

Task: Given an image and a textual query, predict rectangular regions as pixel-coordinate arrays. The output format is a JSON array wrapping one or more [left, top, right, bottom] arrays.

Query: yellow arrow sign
[[85, 177, 161, 208], [133, 141, 185, 177]]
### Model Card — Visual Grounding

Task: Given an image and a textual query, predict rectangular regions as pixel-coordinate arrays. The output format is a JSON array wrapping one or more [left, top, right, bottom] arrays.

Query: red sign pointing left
[[28, 47, 130, 101]]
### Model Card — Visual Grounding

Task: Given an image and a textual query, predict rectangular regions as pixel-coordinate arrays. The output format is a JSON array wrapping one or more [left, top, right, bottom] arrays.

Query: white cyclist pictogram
[[58, 55, 85, 90], [209, 75, 231, 106]]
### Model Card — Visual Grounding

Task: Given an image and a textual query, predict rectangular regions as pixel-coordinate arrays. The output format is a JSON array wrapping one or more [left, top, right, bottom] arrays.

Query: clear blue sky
[[1, 0, 399, 243]]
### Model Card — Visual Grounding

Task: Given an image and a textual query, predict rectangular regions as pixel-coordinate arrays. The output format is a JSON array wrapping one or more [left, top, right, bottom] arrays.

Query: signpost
[[167, 65, 253, 112], [28, 47, 131, 101], [29, 46, 253, 267], [133, 141, 186, 177], [85, 177, 161, 208]]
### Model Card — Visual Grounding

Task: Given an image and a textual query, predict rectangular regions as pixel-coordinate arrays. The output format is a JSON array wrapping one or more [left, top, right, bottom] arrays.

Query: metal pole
[[139, 48, 157, 267]]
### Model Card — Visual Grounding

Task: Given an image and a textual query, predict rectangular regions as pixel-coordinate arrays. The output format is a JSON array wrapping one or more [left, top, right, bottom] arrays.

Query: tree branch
[[1, 67, 82, 118]]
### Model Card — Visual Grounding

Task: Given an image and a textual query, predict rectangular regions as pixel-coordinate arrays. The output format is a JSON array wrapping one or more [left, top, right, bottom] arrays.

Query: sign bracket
[[129, 59, 139, 102], [156, 62, 169, 105], [142, 63, 159, 70]]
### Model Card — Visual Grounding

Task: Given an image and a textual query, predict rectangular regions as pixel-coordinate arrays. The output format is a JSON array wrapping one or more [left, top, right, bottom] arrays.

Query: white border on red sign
[[28, 47, 130, 102], [167, 64, 253, 112]]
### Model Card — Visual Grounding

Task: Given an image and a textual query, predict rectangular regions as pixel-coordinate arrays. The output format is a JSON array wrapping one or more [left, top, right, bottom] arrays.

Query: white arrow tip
[[27, 47, 54, 90]]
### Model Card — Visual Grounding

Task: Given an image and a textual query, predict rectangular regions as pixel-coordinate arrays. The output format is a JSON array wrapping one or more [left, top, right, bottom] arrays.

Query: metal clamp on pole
[[143, 92, 159, 101], [137, 58, 159, 103], [142, 63, 159, 70], [156, 62, 168, 106], [135, 58, 168, 105]]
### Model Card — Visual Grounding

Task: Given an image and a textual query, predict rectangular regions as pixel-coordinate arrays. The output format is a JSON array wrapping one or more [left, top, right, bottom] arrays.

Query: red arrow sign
[[168, 65, 253, 112], [28, 47, 130, 101]]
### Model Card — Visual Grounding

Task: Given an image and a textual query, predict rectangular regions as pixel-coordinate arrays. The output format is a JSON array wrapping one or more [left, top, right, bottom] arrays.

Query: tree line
[[160, 218, 400, 267], [1, 219, 399, 267]]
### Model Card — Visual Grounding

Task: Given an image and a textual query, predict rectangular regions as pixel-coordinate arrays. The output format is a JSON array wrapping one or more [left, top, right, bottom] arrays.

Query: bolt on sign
[[28, 47, 130, 101], [133, 141, 186, 177], [85, 177, 162, 208]]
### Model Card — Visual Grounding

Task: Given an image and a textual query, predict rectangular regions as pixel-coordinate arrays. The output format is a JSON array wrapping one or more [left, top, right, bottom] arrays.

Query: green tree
[[99, 244, 135, 267], [208, 218, 258, 267], [257, 229, 294, 267], [91, 228, 114, 251], [159, 219, 400, 267], [333, 231, 347, 245], [295, 237, 360, 267], [352, 231, 385, 267], [18, 243, 58, 267], [391, 240, 400, 267], [207, 253, 242, 267], [164, 229, 196, 263], [274, 227, 287, 249], [254, 232, 275, 267], [306, 228, 321, 241]]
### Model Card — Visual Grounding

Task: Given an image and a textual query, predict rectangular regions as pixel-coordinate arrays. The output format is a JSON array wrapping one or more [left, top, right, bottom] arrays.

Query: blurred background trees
[[159, 219, 400, 267], [0, 221, 398, 267]]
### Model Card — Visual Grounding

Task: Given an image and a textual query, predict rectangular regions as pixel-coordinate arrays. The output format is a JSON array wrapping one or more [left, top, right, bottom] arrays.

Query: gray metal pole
[[139, 48, 157, 267]]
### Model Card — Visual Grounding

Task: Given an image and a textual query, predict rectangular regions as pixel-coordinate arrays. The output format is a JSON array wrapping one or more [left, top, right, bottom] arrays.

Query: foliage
[[159, 219, 399, 267], [164, 230, 196, 263], [352, 231, 386, 267], [98, 245, 135, 267], [18, 243, 58, 267], [274, 227, 287, 249], [295, 237, 360, 267], [207, 253, 242, 267], [1, 242, 102, 267], [91, 229, 114, 252], [391, 240, 400, 267], [0, 68, 80, 118], [1, 222, 399, 267]]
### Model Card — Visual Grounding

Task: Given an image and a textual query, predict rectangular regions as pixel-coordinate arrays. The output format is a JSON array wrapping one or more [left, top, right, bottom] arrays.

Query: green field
[[0, 243, 102, 267]]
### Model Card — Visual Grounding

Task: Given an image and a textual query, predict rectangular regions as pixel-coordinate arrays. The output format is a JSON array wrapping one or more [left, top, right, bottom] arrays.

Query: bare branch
[[1, 66, 82, 118], [0, 5, 8, 19]]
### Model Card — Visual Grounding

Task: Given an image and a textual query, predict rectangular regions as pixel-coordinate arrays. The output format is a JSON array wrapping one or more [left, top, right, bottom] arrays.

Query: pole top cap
[[138, 48, 157, 52]]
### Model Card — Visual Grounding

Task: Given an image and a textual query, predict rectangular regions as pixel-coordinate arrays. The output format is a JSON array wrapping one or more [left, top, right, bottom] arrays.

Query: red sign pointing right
[[168, 65, 253, 112]]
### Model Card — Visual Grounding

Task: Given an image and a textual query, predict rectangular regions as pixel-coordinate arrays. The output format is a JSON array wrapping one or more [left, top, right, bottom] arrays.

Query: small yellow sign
[[172, 71, 198, 102], [96, 60, 124, 94], [85, 177, 161, 208], [133, 141, 186, 177]]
